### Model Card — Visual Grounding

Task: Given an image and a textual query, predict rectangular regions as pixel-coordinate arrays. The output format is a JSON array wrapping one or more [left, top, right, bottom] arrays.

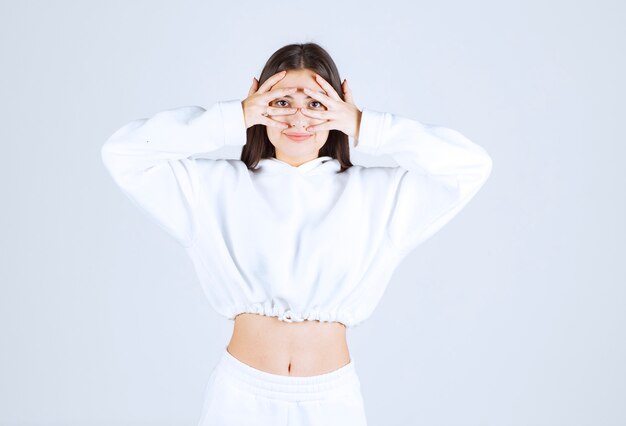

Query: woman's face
[[265, 69, 330, 166]]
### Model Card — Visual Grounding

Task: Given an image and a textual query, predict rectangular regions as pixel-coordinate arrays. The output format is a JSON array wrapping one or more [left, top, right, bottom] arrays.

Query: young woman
[[101, 42, 493, 425]]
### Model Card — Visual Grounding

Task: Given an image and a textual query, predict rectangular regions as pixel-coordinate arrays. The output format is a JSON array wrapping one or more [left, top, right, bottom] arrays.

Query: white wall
[[1, 0, 624, 424]]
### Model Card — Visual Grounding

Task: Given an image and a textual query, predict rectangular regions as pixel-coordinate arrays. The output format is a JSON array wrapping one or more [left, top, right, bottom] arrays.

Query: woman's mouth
[[285, 133, 312, 141]]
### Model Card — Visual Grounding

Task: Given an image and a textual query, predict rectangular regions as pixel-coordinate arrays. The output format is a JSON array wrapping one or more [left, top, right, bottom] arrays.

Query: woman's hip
[[196, 346, 368, 426]]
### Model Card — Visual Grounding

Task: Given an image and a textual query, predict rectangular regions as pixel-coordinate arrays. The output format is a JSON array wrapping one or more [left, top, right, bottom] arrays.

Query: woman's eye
[[274, 100, 324, 108]]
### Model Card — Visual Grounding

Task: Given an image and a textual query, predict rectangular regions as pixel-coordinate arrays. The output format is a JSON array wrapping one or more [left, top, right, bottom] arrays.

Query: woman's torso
[[226, 313, 351, 377]]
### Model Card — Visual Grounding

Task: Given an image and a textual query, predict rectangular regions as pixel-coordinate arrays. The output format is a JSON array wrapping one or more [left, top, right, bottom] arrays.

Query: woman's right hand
[[242, 70, 298, 130]]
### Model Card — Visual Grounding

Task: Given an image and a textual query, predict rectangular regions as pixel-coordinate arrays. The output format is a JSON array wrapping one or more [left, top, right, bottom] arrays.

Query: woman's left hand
[[300, 74, 362, 139]]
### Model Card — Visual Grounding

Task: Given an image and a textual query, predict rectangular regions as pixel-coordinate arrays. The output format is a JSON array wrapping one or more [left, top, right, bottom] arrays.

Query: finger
[[262, 86, 297, 102], [248, 77, 258, 97], [313, 74, 342, 102], [342, 79, 355, 105], [263, 117, 290, 129], [299, 107, 331, 121], [305, 121, 332, 133], [302, 86, 334, 107], [266, 106, 297, 115], [257, 70, 287, 94]]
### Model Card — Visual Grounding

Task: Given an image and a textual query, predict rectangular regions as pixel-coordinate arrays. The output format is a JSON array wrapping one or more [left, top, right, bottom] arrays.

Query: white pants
[[196, 347, 368, 425]]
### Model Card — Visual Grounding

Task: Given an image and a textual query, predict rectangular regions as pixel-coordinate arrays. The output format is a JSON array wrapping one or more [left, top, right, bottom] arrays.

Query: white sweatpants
[[196, 346, 368, 425]]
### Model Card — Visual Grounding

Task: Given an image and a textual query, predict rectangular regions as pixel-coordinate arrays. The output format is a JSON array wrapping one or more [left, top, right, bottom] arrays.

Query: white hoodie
[[101, 99, 492, 328]]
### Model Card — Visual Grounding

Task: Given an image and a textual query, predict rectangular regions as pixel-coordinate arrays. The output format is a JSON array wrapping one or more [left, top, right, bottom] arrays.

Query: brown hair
[[241, 42, 354, 173]]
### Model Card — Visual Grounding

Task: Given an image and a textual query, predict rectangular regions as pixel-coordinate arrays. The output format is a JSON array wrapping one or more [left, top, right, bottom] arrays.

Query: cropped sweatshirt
[[100, 99, 493, 328]]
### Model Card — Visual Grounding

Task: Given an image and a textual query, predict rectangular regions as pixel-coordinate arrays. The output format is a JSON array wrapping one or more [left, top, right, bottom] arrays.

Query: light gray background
[[1, 0, 624, 425]]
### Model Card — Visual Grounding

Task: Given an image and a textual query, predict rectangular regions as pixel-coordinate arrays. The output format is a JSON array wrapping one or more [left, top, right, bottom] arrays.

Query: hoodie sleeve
[[353, 107, 493, 256], [100, 99, 247, 248]]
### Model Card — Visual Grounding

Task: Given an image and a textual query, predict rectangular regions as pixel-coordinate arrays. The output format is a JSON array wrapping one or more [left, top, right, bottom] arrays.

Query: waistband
[[216, 347, 360, 401]]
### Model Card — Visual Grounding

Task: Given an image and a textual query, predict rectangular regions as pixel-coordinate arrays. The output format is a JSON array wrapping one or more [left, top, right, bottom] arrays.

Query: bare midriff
[[226, 313, 351, 377]]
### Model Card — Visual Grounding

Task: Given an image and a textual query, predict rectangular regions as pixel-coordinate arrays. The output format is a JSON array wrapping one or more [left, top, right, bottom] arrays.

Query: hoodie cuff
[[353, 107, 385, 155], [218, 99, 248, 147]]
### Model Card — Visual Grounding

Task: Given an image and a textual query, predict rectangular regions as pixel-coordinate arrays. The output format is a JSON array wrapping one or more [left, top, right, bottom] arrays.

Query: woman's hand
[[242, 70, 298, 129], [299, 74, 362, 139]]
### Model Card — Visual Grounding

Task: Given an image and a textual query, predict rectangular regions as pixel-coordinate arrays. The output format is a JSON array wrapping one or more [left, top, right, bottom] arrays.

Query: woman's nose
[[288, 108, 310, 124]]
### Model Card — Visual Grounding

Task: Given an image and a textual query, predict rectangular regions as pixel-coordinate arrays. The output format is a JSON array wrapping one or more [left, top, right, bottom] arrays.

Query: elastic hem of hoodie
[[230, 303, 354, 328]]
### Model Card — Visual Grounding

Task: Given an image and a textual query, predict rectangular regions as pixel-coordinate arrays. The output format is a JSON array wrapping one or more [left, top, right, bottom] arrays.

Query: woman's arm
[[353, 107, 493, 256], [100, 99, 247, 248]]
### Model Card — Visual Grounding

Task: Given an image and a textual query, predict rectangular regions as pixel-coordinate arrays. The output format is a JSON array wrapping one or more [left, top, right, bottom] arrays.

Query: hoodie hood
[[255, 155, 341, 176]]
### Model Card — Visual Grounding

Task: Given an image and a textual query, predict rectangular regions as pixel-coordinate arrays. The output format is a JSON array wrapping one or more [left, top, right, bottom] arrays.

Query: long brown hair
[[241, 43, 354, 173]]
